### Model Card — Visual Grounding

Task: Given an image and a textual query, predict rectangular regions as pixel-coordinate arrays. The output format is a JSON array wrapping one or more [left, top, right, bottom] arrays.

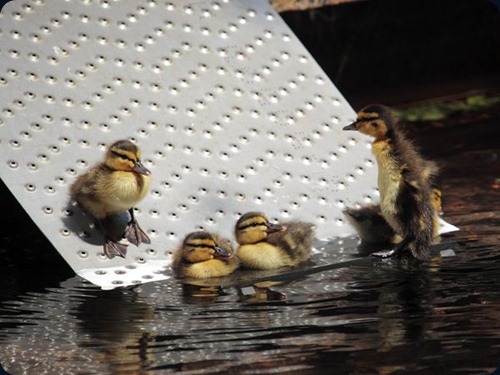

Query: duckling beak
[[133, 161, 151, 176], [266, 222, 287, 234], [342, 121, 358, 131], [214, 246, 232, 258]]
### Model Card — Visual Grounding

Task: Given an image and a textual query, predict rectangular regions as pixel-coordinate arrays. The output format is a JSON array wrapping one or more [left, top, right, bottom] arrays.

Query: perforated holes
[[346, 174, 355, 182], [78, 250, 89, 258], [9, 140, 20, 148], [23, 92, 36, 102], [147, 248, 156, 256], [66, 168, 77, 176], [27, 162, 38, 171], [318, 177, 328, 187], [317, 215, 327, 224]]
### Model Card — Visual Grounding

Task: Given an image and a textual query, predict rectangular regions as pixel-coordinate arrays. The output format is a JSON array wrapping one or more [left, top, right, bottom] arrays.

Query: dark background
[[283, 0, 500, 107]]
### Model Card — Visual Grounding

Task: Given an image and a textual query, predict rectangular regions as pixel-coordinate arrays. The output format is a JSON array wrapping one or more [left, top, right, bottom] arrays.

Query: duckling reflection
[[73, 288, 155, 374], [70, 139, 151, 259], [238, 281, 288, 304], [235, 212, 315, 270], [343, 105, 439, 260]]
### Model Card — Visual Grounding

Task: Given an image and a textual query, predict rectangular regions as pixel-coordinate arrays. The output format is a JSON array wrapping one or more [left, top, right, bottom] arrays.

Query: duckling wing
[[70, 164, 110, 219], [266, 221, 315, 264]]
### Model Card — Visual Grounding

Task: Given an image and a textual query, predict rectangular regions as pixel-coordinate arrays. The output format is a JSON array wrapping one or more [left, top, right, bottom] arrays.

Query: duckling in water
[[70, 139, 151, 259], [172, 231, 239, 279], [343, 104, 438, 260], [235, 212, 315, 269]]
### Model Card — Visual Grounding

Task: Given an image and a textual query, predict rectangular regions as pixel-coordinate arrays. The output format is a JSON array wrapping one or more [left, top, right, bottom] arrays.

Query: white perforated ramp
[[1, 0, 395, 289]]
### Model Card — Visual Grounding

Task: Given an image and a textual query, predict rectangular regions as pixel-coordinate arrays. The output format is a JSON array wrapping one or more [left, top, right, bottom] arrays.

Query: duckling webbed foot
[[103, 239, 128, 259], [371, 238, 409, 259], [125, 220, 151, 246], [125, 208, 151, 246]]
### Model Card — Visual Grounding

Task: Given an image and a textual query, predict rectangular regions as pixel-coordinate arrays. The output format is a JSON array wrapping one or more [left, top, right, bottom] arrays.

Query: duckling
[[70, 139, 151, 259], [343, 204, 399, 244], [235, 212, 315, 269], [430, 188, 443, 216], [172, 231, 239, 279], [343, 187, 443, 245], [343, 104, 437, 260]]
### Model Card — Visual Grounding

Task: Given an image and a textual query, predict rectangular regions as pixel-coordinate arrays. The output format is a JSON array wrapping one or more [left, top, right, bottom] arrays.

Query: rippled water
[[1, 114, 499, 374], [1, 230, 500, 374]]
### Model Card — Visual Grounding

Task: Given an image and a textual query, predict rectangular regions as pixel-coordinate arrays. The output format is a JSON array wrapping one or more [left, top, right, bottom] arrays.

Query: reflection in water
[[72, 288, 155, 374], [1, 235, 500, 374]]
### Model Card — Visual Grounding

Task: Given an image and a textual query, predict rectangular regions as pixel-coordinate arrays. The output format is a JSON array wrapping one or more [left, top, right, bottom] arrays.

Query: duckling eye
[[112, 151, 135, 163], [371, 122, 379, 128]]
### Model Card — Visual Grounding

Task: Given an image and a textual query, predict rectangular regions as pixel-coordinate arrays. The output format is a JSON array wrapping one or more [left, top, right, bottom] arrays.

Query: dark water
[[1, 233, 500, 374], [0, 114, 499, 374]]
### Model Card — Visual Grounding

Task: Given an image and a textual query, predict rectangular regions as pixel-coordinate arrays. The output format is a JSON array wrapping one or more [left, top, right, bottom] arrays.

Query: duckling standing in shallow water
[[343, 187, 443, 245], [70, 139, 151, 259], [172, 231, 239, 279], [343, 104, 437, 260], [235, 212, 315, 269]]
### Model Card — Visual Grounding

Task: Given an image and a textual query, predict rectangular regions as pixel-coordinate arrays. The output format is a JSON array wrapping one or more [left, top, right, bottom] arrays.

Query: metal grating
[[0, 0, 454, 289]]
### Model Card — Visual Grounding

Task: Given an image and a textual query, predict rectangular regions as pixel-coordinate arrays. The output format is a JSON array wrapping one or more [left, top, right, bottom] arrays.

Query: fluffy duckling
[[343, 204, 399, 244], [343, 187, 443, 245], [70, 139, 151, 259], [343, 104, 437, 260], [430, 188, 443, 216], [172, 231, 239, 279], [235, 212, 315, 270]]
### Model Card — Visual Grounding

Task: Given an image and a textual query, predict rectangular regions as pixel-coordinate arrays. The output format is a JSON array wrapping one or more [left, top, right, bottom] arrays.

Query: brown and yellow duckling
[[70, 139, 151, 259], [343, 187, 443, 246], [343, 104, 438, 260], [235, 212, 315, 270], [172, 231, 239, 279]]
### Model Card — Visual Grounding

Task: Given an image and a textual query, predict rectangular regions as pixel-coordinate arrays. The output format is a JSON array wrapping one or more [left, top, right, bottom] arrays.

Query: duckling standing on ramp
[[235, 212, 315, 269], [343, 105, 438, 260], [70, 139, 151, 259], [172, 231, 239, 279]]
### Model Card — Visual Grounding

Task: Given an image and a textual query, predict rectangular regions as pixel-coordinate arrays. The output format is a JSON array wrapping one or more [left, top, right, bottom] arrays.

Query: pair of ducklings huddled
[[172, 213, 315, 279], [343, 104, 441, 260]]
